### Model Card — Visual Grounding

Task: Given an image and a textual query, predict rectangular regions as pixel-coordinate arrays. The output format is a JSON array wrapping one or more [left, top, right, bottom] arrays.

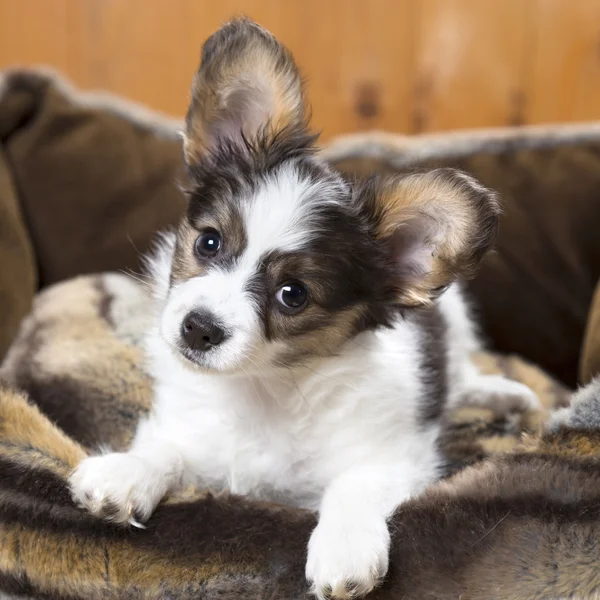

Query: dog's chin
[[171, 343, 253, 376], [171, 344, 227, 373], [164, 332, 277, 377]]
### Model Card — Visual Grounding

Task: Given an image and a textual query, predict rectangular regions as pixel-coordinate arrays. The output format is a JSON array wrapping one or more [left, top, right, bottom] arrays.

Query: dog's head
[[158, 18, 500, 373]]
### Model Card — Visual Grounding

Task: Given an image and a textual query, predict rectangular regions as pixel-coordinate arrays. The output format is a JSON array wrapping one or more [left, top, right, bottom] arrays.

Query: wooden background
[[2, 0, 600, 141]]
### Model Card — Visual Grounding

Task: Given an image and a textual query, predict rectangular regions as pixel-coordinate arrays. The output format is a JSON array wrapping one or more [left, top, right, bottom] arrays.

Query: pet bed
[[0, 272, 579, 599], [1, 69, 600, 598]]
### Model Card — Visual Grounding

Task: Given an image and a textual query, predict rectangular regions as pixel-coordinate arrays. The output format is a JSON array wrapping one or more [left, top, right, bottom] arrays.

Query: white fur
[[71, 171, 539, 599]]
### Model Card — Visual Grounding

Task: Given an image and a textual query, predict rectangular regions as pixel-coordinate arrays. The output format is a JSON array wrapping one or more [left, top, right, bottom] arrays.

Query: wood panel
[[0, 0, 69, 71], [67, 0, 192, 108], [412, 0, 534, 132], [1, 0, 600, 139], [527, 0, 600, 124]]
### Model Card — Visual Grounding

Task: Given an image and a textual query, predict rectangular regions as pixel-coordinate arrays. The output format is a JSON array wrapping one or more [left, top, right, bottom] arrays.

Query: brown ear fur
[[184, 17, 306, 163], [370, 168, 500, 307]]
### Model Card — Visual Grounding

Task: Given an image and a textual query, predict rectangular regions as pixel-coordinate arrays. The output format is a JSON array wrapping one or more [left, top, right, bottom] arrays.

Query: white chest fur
[[145, 317, 441, 511]]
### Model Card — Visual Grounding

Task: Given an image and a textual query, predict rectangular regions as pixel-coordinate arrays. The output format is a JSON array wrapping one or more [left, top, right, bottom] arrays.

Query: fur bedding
[[1, 273, 593, 600], [1, 69, 600, 598]]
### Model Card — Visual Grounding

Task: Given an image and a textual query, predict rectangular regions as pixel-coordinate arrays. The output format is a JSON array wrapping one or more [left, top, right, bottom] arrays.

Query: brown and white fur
[[69, 18, 538, 599]]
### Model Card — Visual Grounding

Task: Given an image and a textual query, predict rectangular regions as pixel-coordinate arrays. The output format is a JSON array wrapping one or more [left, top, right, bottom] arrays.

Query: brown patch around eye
[[258, 246, 369, 361], [170, 203, 248, 284], [273, 305, 366, 366], [171, 220, 204, 283]]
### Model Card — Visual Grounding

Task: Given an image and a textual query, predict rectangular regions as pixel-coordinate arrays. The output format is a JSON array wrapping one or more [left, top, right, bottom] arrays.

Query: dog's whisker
[[120, 269, 153, 289], [239, 364, 266, 408]]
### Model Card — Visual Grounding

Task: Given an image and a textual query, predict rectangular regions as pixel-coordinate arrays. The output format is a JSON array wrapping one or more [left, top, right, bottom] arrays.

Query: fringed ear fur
[[361, 168, 500, 307], [183, 17, 306, 164]]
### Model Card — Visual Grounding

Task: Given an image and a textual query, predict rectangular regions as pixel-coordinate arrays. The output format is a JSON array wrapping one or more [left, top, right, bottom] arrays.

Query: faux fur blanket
[[2, 274, 598, 599]]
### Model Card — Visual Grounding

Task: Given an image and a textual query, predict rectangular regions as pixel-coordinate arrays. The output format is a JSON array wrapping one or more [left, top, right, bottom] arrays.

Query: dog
[[70, 18, 539, 599]]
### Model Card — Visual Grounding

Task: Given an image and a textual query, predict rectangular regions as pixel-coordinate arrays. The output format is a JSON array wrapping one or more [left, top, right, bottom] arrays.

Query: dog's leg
[[439, 286, 540, 414], [306, 464, 432, 600], [69, 415, 184, 527], [451, 359, 541, 414]]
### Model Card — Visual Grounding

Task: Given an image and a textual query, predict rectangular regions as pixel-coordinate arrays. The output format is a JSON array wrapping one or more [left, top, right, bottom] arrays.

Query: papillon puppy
[[70, 18, 538, 599]]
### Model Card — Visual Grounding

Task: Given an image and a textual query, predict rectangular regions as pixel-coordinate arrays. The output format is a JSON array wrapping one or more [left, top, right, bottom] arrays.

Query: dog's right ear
[[361, 169, 501, 307], [183, 18, 306, 164]]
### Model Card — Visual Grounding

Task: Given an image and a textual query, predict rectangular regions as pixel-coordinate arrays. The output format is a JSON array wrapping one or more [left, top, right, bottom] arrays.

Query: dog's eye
[[195, 230, 221, 258], [276, 282, 309, 312]]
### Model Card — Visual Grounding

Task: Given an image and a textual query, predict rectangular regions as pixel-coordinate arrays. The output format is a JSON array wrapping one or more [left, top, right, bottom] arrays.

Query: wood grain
[[412, 0, 533, 132], [527, 0, 600, 124], [1, 0, 69, 71], [1, 0, 600, 139]]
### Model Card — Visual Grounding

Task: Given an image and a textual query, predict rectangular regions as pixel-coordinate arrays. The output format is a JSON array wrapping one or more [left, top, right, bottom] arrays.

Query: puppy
[[70, 18, 538, 599]]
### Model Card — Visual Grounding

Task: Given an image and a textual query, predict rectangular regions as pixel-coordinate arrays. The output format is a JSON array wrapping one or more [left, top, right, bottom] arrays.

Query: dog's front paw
[[306, 515, 390, 599], [70, 453, 167, 527]]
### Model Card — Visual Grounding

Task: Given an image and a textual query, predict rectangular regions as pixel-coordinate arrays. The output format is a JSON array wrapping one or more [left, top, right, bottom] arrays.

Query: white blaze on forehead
[[213, 163, 342, 285], [242, 163, 336, 261]]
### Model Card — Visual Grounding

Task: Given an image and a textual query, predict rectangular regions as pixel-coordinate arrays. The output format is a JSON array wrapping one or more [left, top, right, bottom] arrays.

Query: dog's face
[[159, 18, 500, 374]]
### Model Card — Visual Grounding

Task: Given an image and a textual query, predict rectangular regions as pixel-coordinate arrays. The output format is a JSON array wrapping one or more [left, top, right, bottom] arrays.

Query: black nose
[[181, 311, 226, 351]]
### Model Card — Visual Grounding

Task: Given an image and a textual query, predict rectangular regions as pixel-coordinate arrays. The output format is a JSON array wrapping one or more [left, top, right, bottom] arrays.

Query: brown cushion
[[0, 146, 36, 358], [0, 70, 187, 288]]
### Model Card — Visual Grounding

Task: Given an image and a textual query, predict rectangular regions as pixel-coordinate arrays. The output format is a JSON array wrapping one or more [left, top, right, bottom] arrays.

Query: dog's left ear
[[184, 17, 306, 163], [363, 168, 500, 307]]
